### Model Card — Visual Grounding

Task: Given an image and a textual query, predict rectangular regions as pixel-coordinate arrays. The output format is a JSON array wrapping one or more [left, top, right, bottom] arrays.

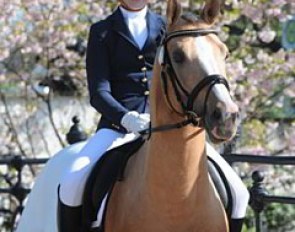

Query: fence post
[[10, 156, 27, 212], [66, 116, 88, 144], [249, 170, 268, 232]]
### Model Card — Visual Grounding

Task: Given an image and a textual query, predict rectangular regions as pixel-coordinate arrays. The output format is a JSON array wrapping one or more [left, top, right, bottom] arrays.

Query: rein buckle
[[186, 111, 201, 127]]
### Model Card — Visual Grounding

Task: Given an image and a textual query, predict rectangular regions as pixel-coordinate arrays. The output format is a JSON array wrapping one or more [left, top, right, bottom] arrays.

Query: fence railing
[[224, 154, 295, 232], [0, 116, 87, 230], [0, 117, 294, 232], [0, 156, 49, 230]]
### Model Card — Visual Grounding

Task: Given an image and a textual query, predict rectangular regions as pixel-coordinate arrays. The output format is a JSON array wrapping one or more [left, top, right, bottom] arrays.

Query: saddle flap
[[208, 156, 233, 218], [81, 138, 145, 231]]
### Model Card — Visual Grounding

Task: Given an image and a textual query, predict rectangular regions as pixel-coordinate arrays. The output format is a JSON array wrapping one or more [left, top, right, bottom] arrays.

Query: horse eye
[[225, 52, 230, 60], [172, 50, 185, 64]]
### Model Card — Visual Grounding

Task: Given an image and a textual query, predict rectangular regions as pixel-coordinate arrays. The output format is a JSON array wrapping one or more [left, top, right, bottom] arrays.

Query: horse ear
[[201, 0, 221, 25], [166, 0, 182, 26]]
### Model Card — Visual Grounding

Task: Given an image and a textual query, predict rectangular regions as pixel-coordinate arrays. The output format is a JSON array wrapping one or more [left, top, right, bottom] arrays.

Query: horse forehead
[[191, 36, 220, 75], [172, 15, 207, 30]]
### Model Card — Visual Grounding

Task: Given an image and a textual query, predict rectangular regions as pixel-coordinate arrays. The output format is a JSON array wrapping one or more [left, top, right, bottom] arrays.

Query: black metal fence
[[0, 117, 294, 231], [0, 155, 49, 230], [0, 116, 87, 230], [224, 154, 295, 232]]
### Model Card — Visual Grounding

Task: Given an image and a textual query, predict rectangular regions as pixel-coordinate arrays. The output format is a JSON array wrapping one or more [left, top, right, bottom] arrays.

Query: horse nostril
[[212, 110, 239, 123], [232, 112, 239, 122], [212, 109, 222, 121]]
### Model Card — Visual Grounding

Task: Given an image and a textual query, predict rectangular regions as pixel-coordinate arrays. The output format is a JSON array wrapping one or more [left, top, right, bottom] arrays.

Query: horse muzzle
[[205, 102, 239, 143]]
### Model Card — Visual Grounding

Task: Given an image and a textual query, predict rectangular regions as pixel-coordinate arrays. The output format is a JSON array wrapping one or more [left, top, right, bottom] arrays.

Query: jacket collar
[[110, 8, 138, 48], [110, 7, 163, 51], [143, 10, 163, 51]]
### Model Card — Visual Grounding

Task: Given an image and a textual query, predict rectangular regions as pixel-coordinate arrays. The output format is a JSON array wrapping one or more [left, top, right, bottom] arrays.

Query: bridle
[[139, 28, 230, 137]]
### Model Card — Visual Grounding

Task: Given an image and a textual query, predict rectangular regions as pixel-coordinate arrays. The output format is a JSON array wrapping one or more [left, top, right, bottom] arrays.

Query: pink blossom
[[22, 0, 37, 6], [266, 8, 282, 17], [244, 55, 255, 65], [242, 4, 264, 24], [260, 80, 276, 94], [226, 60, 247, 80], [287, 53, 295, 65], [272, 0, 287, 5], [283, 82, 295, 97], [30, 44, 43, 54], [258, 27, 276, 43], [246, 69, 269, 84], [273, 49, 286, 61], [21, 47, 32, 54], [256, 50, 273, 63]]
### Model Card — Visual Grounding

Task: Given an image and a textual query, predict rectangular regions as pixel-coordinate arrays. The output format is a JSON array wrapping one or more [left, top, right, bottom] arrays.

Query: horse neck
[[146, 127, 208, 195], [143, 63, 211, 207]]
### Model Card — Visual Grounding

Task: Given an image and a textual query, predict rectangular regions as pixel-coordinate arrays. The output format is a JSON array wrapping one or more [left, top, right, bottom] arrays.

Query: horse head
[[155, 0, 239, 143]]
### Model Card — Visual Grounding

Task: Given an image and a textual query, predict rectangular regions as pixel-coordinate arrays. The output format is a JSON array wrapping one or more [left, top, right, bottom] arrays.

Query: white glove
[[121, 111, 150, 133]]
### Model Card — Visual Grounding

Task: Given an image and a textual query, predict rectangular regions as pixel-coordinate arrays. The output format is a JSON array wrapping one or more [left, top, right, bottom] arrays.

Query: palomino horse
[[16, 0, 239, 231], [104, 1, 238, 232]]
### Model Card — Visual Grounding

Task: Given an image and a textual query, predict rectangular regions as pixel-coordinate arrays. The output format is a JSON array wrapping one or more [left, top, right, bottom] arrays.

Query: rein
[[139, 119, 193, 136], [139, 29, 230, 137]]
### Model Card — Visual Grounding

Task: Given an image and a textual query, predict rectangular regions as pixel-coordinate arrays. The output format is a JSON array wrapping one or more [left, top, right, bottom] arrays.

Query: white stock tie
[[127, 17, 148, 49]]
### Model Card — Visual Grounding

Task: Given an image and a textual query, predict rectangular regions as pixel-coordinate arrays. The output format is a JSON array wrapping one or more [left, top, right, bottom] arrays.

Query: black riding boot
[[229, 218, 244, 232], [57, 185, 82, 232]]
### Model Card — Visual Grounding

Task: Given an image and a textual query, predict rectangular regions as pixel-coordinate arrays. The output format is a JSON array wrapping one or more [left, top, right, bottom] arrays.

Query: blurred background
[[0, 0, 294, 231]]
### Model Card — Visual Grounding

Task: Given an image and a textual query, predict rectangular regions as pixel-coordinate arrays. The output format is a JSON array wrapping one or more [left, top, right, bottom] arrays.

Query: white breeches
[[206, 144, 250, 219], [59, 129, 249, 219], [59, 129, 138, 206]]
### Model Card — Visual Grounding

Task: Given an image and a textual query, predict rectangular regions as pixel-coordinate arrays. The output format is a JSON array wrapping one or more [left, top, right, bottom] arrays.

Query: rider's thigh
[[206, 143, 249, 218], [59, 129, 138, 206]]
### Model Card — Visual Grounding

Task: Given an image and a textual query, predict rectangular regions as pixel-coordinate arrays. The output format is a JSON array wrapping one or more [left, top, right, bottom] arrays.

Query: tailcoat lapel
[[142, 10, 164, 51], [110, 8, 139, 49]]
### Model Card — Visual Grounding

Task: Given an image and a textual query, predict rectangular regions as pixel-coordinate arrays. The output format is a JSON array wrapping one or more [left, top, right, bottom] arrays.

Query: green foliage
[[264, 203, 295, 232], [243, 208, 256, 232], [240, 120, 266, 147], [242, 197, 295, 231]]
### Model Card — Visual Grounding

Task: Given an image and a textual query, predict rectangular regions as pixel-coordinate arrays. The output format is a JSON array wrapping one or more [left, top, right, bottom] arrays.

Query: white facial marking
[[214, 84, 238, 113], [158, 46, 164, 65], [194, 37, 236, 110], [194, 36, 219, 75]]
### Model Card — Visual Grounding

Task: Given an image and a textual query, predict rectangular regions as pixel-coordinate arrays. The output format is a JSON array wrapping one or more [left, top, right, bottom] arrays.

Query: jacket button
[[141, 77, 148, 83], [141, 67, 147, 72], [144, 90, 150, 96], [138, 55, 144, 60], [111, 123, 119, 129]]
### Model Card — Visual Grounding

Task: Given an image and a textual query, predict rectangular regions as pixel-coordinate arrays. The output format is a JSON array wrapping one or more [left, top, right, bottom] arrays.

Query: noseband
[[140, 29, 230, 136]]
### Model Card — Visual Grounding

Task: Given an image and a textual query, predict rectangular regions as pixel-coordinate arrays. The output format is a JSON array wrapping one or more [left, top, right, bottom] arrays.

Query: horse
[[16, 0, 239, 231]]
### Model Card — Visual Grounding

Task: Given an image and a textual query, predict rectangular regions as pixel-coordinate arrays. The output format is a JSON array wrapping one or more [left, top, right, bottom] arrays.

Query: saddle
[[81, 138, 232, 232]]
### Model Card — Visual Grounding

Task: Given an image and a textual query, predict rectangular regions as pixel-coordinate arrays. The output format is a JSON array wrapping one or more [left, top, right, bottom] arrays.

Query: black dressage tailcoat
[[86, 7, 165, 132]]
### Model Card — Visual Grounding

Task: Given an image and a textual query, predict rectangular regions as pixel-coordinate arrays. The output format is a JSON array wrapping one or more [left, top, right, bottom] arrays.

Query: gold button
[[142, 77, 148, 83], [141, 67, 147, 72], [111, 123, 119, 129], [138, 55, 144, 60], [144, 90, 150, 96]]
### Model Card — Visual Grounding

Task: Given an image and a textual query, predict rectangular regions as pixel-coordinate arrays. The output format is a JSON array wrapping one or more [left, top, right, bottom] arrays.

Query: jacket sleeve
[[86, 24, 128, 126]]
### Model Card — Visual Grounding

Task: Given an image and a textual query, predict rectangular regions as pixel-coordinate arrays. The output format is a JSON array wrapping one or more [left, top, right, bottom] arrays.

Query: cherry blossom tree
[[0, 0, 294, 230]]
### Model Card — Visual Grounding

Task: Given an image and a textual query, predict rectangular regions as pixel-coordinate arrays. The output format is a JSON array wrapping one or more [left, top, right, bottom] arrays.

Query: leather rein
[[139, 29, 230, 137]]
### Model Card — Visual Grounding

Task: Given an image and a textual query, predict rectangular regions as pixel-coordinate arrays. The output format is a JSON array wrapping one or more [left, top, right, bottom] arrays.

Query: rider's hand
[[121, 111, 150, 134]]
